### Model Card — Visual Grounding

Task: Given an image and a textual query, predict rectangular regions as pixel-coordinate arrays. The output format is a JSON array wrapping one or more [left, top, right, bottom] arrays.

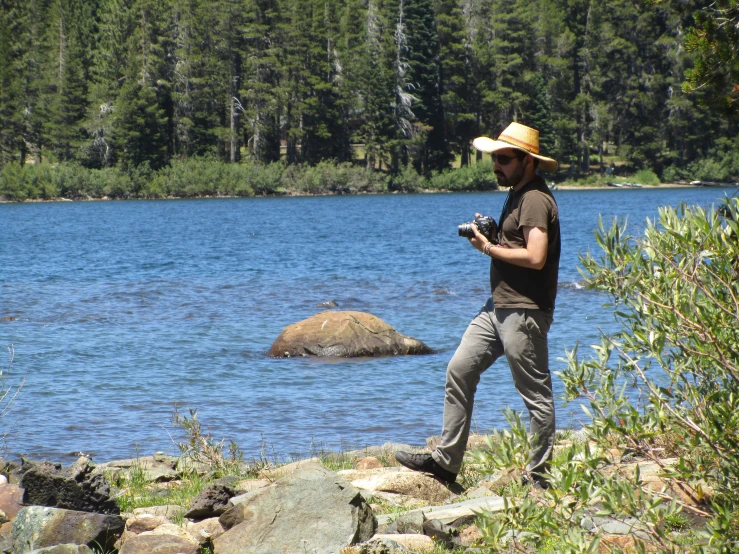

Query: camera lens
[[458, 223, 473, 238]]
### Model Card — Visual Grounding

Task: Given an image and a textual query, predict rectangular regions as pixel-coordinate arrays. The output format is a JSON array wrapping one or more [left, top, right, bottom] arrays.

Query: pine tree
[[404, 0, 452, 173], [41, 0, 90, 162], [0, 1, 24, 166], [385, 0, 418, 173], [113, 0, 171, 171], [435, 0, 474, 166], [215, 0, 245, 163], [349, 0, 397, 170], [12, 0, 47, 164], [533, 0, 578, 164], [170, 0, 227, 159], [242, 0, 282, 163], [275, 0, 310, 164], [85, 0, 137, 167], [300, 0, 352, 165]]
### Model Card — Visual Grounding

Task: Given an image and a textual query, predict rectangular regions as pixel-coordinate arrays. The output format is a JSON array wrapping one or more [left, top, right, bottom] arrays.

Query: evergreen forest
[[0, 0, 738, 199]]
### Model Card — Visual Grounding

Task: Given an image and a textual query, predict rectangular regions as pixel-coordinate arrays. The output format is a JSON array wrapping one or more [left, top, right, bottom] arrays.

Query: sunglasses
[[493, 152, 524, 166]]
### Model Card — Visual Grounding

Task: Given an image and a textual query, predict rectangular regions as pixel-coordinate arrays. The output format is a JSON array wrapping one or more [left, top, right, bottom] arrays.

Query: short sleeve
[[518, 191, 552, 230]]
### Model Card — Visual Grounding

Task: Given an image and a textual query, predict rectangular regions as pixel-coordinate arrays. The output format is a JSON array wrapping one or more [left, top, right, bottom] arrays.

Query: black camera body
[[458, 216, 498, 243]]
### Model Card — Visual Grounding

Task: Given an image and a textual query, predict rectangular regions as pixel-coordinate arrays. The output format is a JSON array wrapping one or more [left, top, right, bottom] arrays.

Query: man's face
[[493, 148, 527, 188]]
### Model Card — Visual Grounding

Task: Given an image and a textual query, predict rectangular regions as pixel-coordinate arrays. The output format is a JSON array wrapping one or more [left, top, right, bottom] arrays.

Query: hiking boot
[[395, 451, 457, 484], [523, 472, 550, 490]]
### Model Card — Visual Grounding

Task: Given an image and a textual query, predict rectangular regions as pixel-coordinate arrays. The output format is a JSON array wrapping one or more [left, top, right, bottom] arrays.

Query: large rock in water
[[213, 462, 376, 554], [269, 311, 434, 358]]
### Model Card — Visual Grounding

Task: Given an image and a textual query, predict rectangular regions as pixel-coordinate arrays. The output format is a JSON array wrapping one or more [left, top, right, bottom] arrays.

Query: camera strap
[[498, 188, 514, 240]]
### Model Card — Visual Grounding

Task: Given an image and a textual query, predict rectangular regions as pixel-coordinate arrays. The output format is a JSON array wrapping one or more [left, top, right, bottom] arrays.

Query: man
[[396, 122, 561, 486]]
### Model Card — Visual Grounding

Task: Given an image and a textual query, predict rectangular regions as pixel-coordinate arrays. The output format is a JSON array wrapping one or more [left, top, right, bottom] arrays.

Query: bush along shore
[[0, 159, 705, 203], [0, 160, 503, 201]]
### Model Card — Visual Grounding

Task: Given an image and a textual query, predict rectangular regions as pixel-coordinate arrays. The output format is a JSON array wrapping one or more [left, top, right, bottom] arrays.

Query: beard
[[495, 161, 525, 188]]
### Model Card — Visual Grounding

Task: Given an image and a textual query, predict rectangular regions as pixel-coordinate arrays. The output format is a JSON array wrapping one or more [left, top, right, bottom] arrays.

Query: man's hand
[[468, 212, 490, 253], [469, 212, 547, 269], [486, 225, 547, 269]]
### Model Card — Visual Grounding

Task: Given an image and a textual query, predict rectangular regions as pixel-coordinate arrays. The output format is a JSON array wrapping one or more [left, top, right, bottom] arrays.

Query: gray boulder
[[383, 510, 425, 535], [20, 458, 118, 514], [12, 506, 125, 554], [27, 546, 94, 554], [94, 456, 178, 483], [118, 534, 199, 554], [214, 462, 376, 554], [184, 483, 235, 520], [269, 311, 434, 358]]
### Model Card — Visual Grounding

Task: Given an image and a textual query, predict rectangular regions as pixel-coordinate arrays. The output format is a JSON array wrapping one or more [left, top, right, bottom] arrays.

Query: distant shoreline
[[554, 182, 700, 191], [0, 182, 718, 204]]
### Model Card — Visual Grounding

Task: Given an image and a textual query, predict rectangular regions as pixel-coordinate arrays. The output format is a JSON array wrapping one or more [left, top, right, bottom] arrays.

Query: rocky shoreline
[[0, 429, 710, 554]]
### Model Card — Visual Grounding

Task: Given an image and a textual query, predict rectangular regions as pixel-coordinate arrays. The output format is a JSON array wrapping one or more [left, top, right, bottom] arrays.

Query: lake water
[[0, 186, 734, 463]]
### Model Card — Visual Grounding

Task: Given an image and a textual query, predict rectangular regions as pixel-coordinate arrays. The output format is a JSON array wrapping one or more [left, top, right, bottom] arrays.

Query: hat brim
[[473, 136, 558, 173]]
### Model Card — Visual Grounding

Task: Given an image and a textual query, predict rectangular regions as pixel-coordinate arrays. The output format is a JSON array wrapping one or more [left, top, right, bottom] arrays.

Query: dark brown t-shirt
[[490, 176, 560, 310]]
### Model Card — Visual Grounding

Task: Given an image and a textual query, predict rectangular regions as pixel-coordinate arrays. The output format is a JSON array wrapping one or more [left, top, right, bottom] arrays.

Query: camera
[[458, 216, 498, 243]]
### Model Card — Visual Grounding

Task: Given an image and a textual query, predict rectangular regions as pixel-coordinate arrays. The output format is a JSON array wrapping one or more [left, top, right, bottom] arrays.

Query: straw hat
[[472, 122, 558, 173]]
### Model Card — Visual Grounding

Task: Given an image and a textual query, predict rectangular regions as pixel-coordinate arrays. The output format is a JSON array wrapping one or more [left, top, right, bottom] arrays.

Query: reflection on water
[[0, 186, 731, 461]]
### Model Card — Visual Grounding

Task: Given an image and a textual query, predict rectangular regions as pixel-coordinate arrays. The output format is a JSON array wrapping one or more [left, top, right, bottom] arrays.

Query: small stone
[[355, 457, 382, 470], [95, 456, 178, 483], [607, 448, 623, 462], [132, 504, 186, 521], [233, 478, 270, 493], [148, 522, 199, 544], [422, 519, 457, 549], [464, 485, 494, 499], [125, 514, 166, 534], [258, 457, 321, 480], [373, 534, 434, 552], [218, 503, 251, 531], [184, 483, 235, 520], [348, 469, 454, 504], [347, 443, 417, 459], [479, 468, 522, 495], [118, 534, 199, 554], [458, 525, 482, 547], [384, 510, 425, 535], [26, 545, 94, 554], [186, 517, 225, 545]]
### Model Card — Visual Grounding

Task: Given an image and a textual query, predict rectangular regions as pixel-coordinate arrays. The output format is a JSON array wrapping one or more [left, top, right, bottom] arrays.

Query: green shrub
[[244, 162, 284, 195], [428, 162, 498, 191], [390, 163, 425, 192], [472, 199, 739, 552], [562, 200, 739, 550], [279, 161, 387, 195], [661, 165, 687, 183], [687, 156, 739, 182], [630, 169, 660, 186]]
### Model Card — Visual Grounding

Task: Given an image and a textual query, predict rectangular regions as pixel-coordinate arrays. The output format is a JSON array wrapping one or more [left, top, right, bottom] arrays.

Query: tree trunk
[[230, 95, 237, 163]]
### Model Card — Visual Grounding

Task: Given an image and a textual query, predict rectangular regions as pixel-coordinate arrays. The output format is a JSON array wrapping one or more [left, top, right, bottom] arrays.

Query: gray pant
[[432, 298, 555, 476]]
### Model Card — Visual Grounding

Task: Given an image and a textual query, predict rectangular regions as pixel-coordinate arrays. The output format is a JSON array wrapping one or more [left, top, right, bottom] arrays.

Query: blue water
[[0, 187, 733, 463]]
